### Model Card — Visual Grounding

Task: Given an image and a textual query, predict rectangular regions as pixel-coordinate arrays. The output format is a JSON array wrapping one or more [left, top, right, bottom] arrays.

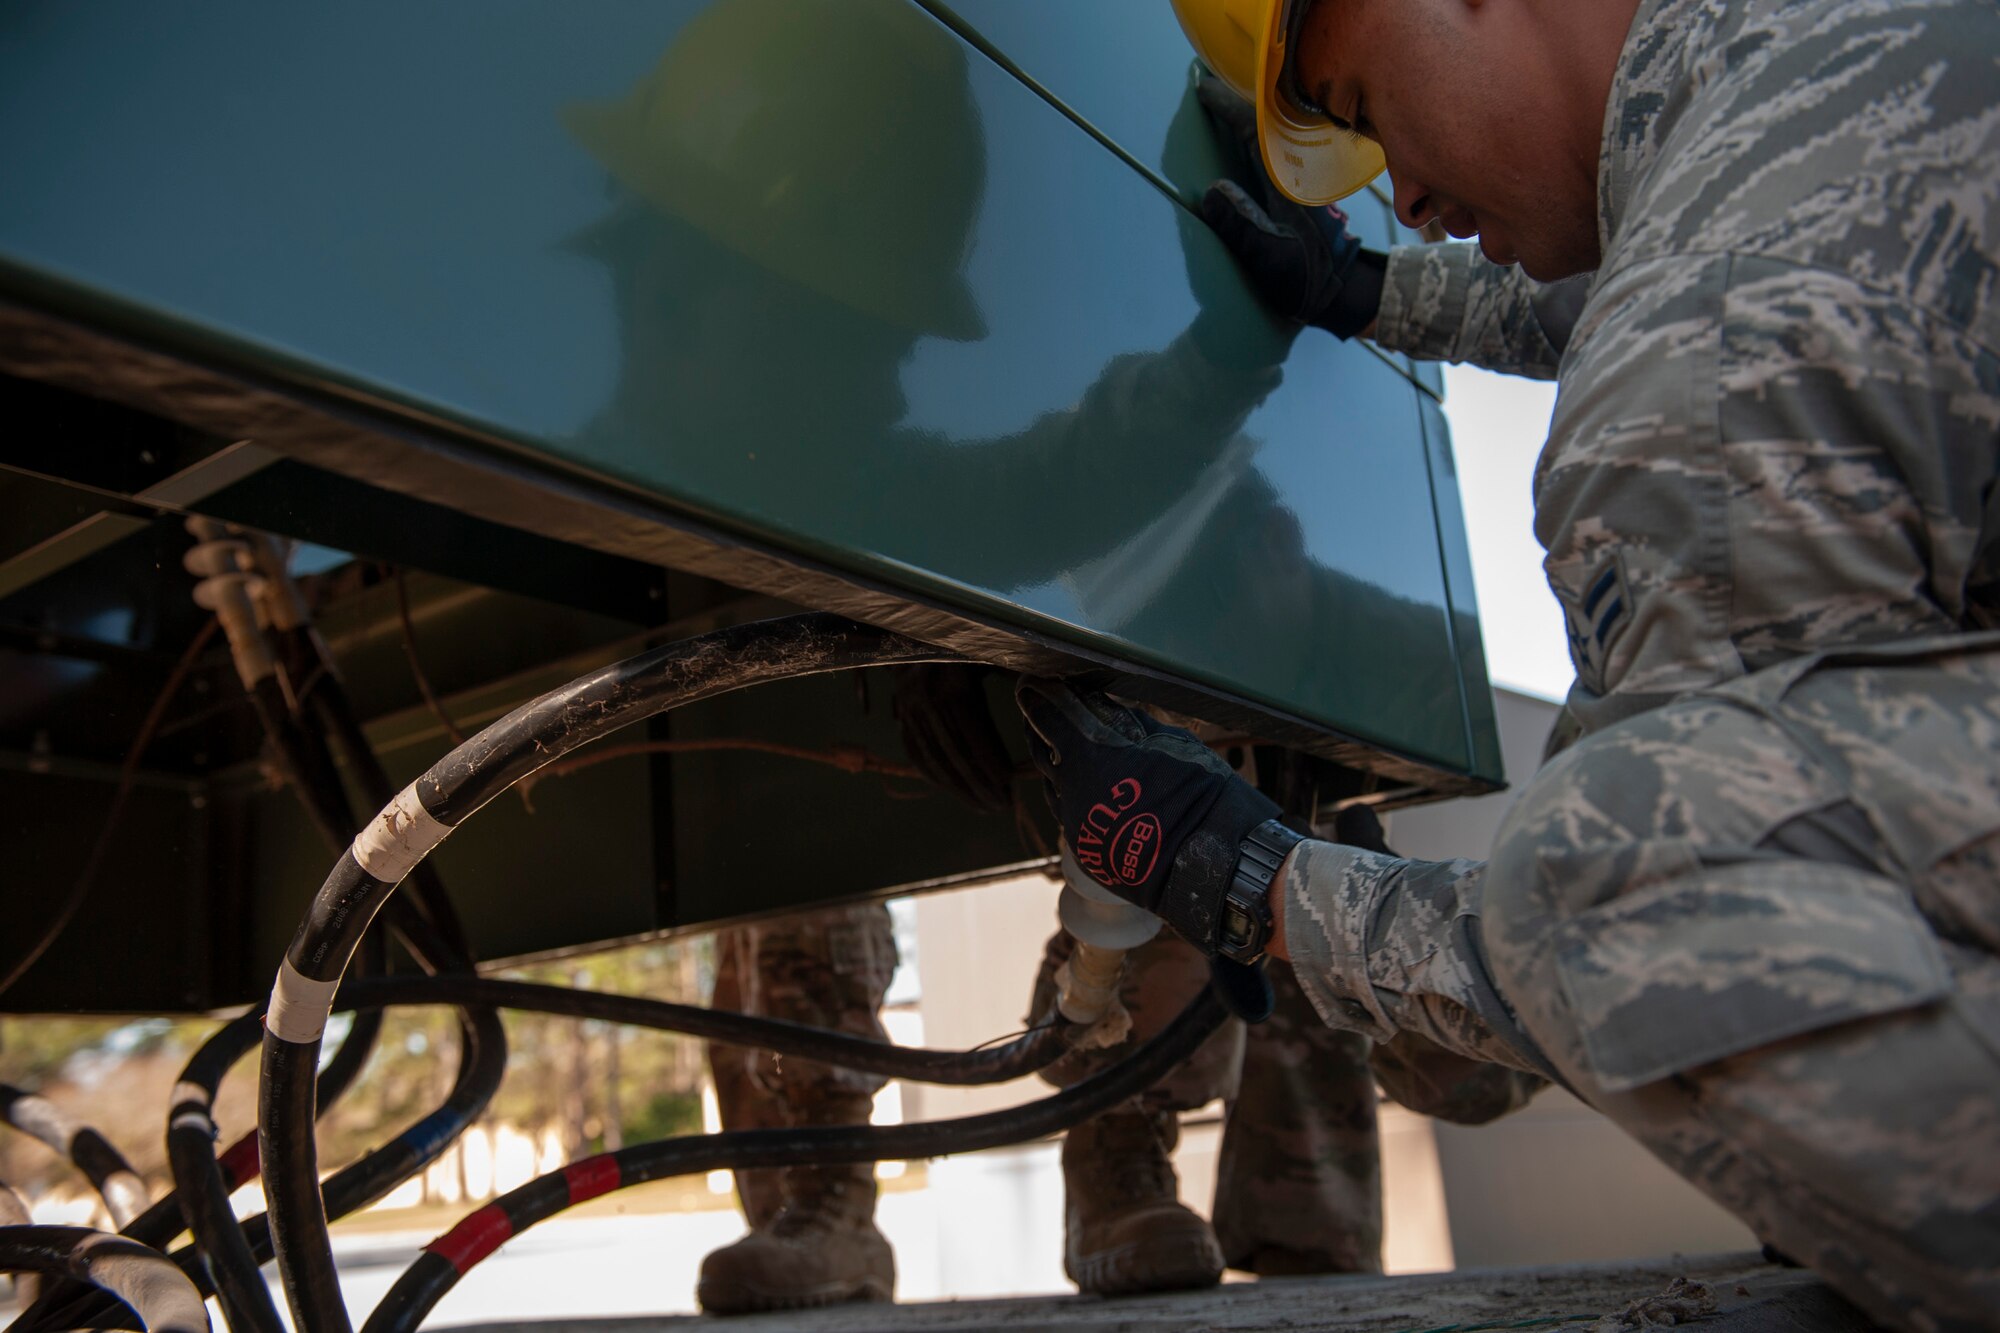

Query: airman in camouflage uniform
[[700, 903, 899, 1313], [1272, 0, 2000, 1329]]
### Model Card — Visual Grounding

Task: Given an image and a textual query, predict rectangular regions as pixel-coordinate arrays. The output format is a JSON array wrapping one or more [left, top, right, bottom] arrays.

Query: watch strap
[[1216, 818, 1306, 962]]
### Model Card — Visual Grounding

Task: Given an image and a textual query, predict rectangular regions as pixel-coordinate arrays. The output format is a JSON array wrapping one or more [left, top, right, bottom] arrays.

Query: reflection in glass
[[559, 0, 1464, 756]]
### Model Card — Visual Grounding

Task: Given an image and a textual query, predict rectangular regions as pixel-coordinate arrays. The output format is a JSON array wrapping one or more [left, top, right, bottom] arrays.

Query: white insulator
[[181, 536, 254, 580], [184, 518, 276, 685], [189, 575, 268, 614], [246, 532, 311, 631], [1050, 839, 1157, 1042], [183, 534, 268, 610], [1057, 842, 1162, 949], [1054, 939, 1133, 1041]]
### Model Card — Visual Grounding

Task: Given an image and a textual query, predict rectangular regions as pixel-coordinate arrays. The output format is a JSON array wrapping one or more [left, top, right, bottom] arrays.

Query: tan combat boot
[[1062, 1105, 1224, 1296], [696, 1158, 895, 1314]]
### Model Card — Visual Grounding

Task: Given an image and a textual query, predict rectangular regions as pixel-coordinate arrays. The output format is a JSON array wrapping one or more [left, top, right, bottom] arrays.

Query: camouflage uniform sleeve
[[1281, 839, 1559, 1081], [1370, 243, 1590, 380]]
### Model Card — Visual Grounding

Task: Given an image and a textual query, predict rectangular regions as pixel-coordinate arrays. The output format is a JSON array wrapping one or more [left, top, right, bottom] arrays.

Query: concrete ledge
[[443, 1252, 1881, 1332]]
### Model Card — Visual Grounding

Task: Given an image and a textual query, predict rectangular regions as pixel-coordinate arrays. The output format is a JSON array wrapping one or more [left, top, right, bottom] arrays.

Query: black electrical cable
[[244, 531, 475, 961], [197, 968, 1063, 1333], [260, 613, 958, 1333], [19, 955, 1064, 1333], [340, 975, 1071, 1087], [190, 525, 464, 975], [15, 1003, 500, 1333], [270, 1001, 506, 1333], [426, 616, 956, 819], [0, 1226, 207, 1333], [363, 986, 1228, 1333], [193, 532, 466, 979], [245, 677, 348, 855], [107, 989, 384, 1260], [243, 674, 465, 979], [261, 655, 472, 974], [297, 656, 473, 965], [0, 1087, 150, 1230], [222, 601, 478, 1327], [166, 1014, 283, 1333], [313, 928, 390, 1138]]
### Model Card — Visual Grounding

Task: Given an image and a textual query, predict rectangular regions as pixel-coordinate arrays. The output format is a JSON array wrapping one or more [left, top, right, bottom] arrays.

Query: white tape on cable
[[267, 960, 340, 1044], [168, 1079, 217, 1130], [351, 784, 450, 884]]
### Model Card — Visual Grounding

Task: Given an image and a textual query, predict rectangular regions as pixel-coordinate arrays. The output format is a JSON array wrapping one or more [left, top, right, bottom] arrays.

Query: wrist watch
[[1215, 818, 1306, 963]]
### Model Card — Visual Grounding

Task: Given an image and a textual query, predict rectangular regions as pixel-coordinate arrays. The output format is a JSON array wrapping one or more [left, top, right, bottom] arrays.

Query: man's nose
[[1390, 173, 1435, 230]]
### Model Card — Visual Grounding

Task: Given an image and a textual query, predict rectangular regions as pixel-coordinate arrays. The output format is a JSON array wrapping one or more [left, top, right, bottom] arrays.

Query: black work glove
[[1017, 679, 1284, 1023], [1016, 679, 1282, 954], [1194, 73, 1386, 340]]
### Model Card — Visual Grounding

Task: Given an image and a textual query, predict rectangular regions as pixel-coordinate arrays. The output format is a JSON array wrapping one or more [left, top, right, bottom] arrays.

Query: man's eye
[[1328, 100, 1363, 141]]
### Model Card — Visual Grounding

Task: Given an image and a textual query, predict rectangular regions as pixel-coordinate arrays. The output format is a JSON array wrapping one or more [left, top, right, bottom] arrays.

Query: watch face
[[1222, 902, 1256, 951]]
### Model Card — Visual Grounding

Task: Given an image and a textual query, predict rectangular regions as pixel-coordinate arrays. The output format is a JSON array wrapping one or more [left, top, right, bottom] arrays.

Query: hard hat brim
[[1253, 1, 1386, 204]]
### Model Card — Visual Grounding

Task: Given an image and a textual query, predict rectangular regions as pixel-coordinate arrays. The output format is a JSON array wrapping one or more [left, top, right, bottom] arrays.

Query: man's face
[[1293, 0, 1605, 280]]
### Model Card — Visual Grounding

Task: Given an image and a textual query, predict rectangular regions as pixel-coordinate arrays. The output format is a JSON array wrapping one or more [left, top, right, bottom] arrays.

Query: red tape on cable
[[564, 1155, 622, 1206], [426, 1204, 515, 1273], [217, 1135, 261, 1187]]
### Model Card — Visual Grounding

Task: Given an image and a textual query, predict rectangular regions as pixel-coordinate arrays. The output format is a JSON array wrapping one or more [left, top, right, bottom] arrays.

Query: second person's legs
[[700, 902, 899, 1314]]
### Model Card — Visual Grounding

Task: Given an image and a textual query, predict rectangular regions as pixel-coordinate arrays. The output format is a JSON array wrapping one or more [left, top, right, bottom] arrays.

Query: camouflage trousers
[[1033, 929, 1386, 1273], [1285, 634, 2000, 1333], [708, 902, 897, 1226]]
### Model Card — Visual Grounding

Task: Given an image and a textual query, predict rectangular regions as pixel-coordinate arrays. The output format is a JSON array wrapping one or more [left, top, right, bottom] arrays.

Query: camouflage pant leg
[[1211, 958, 1383, 1274], [1031, 929, 1243, 1109], [737, 901, 897, 1102], [1034, 932, 1385, 1271], [709, 927, 786, 1227], [1480, 640, 2000, 1333], [709, 903, 898, 1221]]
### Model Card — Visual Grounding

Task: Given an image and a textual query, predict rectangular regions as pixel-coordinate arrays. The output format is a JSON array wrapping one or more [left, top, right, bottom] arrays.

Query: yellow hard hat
[[565, 0, 986, 340], [1169, 0, 1385, 204]]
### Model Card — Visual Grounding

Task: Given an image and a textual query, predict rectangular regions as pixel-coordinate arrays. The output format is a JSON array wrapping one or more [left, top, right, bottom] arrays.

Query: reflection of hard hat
[[1169, 0, 1385, 204], [565, 0, 986, 340]]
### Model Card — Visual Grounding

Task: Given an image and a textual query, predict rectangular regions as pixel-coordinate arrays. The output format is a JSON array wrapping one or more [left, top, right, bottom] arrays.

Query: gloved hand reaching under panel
[[1015, 678, 1308, 1022]]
